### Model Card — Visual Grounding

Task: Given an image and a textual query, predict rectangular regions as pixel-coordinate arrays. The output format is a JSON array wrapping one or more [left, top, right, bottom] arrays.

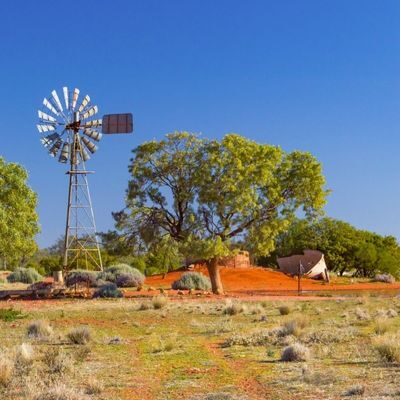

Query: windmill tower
[[37, 87, 133, 271]]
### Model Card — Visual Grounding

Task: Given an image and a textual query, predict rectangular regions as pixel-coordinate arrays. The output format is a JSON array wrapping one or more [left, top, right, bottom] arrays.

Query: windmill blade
[[71, 88, 80, 110], [78, 95, 90, 112], [83, 119, 102, 128], [48, 139, 62, 157], [81, 136, 98, 154], [43, 98, 58, 115], [80, 147, 90, 162], [83, 129, 102, 141], [63, 87, 69, 110], [37, 124, 56, 133], [40, 133, 60, 147], [81, 105, 98, 120], [58, 142, 70, 163], [102, 113, 133, 134], [51, 90, 64, 112], [38, 110, 57, 123]]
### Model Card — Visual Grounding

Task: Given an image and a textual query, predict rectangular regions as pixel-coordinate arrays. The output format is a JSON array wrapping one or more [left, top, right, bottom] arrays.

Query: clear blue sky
[[0, 0, 399, 247]]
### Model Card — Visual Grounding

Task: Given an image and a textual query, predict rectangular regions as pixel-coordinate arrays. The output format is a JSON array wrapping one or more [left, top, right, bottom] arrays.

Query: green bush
[[7, 268, 42, 284], [93, 283, 123, 298], [97, 264, 145, 288], [171, 272, 211, 290], [65, 270, 98, 287]]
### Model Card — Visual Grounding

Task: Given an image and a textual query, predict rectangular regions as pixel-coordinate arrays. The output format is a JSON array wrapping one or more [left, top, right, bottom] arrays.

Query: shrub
[[15, 343, 34, 372], [374, 335, 400, 363], [67, 326, 91, 345], [65, 270, 97, 287], [281, 343, 311, 362], [278, 305, 291, 315], [7, 267, 42, 284], [374, 274, 395, 283], [152, 295, 168, 309], [115, 272, 143, 288], [171, 272, 211, 291], [27, 320, 53, 339], [279, 317, 309, 337], [138, 302, 151, 311], [93, 283, 123, 298], [98, 264, 145, 287]]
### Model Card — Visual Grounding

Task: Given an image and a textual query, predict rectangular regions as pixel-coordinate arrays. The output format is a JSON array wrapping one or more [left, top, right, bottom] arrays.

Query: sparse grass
[[344, 385, 365, 396], [0, 358, 13, 387], [0, 295, 399, 398], [67, 326, 91, 345]]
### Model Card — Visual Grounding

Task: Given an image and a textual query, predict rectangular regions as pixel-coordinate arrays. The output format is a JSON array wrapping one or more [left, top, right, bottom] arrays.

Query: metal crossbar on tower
[[37, 86, 133, 271]]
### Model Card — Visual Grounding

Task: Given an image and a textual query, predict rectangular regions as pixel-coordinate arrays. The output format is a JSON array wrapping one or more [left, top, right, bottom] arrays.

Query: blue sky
[[0, 0, 399, 247]]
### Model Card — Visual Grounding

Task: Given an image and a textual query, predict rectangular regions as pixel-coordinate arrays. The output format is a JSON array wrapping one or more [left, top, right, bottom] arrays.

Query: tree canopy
[[271, 217, 400, 277], [0, 157, 39, 268], [115, 132, 328, 293]]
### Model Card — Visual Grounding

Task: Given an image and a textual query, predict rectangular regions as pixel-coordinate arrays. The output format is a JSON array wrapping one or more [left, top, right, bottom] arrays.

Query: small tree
[[117, 133, 327, 293], [0, 157, 39, 268]]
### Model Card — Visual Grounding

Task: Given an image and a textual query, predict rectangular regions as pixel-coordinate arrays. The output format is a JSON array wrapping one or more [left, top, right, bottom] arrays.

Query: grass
[[0, 295, 399, 398], [0, 308, 26, 322]]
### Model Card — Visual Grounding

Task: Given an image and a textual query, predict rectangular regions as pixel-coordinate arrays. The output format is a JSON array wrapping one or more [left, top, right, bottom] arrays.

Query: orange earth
[[143, 266, 400, 297]]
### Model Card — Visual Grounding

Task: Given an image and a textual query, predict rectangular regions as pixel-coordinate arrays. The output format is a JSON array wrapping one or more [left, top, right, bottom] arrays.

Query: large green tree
[[116, 132, 327, 293], [0, 157, 39, 268], [273, 217, 400, 277]]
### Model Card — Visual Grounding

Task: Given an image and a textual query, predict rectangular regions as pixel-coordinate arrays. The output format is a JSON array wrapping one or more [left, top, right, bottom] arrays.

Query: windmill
[[37, 87, 133, 271]]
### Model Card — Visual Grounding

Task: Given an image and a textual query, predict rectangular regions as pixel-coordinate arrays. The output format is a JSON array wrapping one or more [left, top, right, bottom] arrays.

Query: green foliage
[[7, 268, 42, 284], [272, 217, 400, 277], [65, 270, 98, 287], [171, 272, 211, 290], [38, 255, 62, 274], [93, 283, 123, 298], [146, 236, 182, 276], [116, 132, 327, 292], [0, 158, 39, 268], [0, 308, 26, 322]]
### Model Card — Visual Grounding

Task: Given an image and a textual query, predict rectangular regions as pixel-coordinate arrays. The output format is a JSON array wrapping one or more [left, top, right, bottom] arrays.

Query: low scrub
[[42, 348, 72, 375], [93, 283, 123, 298], [281, 342, 311, 362], [0, 308, 26, 322], [0, 358, 13, 387], [65, 270, 97, 287], [98, 264, 145, 288], [67, 326, 91, 345], [374, 274, 395, 284], [171, 272, 211, 291], [7, 267, 42, 284]]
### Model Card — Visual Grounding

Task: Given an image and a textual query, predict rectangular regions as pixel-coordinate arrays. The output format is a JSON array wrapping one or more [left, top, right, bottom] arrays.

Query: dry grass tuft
[[27, 320, 53, 339], [281, 343, 310, 362], [0, 358, 13, 387], [152, 295, 168, 309], [67, 327, 91, 345], [223, 301, 246, 316], [278, 305, 291, 315], [374, 335, 400, 363], [42, 348, 72, 375], [344, 384, 365, 396]]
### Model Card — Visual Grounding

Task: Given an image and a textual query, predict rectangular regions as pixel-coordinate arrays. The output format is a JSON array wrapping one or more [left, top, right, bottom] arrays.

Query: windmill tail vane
[[37, 86, 133, 271]]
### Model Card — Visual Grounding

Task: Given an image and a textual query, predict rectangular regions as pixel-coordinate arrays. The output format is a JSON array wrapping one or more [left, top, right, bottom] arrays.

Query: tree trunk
[[207, 257, 224, 294]]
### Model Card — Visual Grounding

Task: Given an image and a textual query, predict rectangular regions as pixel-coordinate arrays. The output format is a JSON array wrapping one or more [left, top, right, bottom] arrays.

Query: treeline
[[263, 218, 400, 278]]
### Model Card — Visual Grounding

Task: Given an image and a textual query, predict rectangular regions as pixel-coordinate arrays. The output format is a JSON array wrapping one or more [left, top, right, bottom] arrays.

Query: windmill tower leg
[[62, 130, 103, 271]]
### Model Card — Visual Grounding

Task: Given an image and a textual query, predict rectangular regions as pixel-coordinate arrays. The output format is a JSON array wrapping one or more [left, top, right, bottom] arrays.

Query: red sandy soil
[[145, 266, 400, 295]]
